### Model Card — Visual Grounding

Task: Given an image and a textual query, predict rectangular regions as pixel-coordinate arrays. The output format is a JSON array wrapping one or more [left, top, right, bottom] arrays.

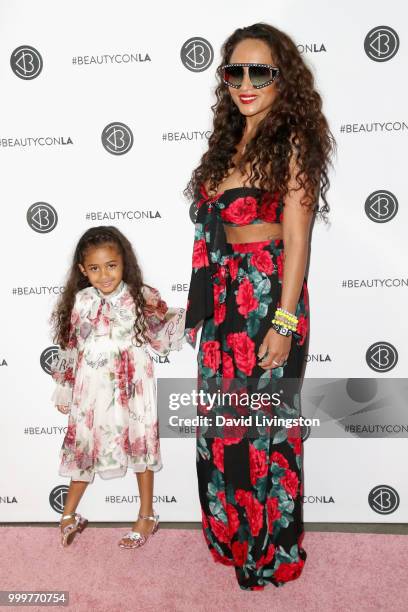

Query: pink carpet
[[1, 527, 407, 611]]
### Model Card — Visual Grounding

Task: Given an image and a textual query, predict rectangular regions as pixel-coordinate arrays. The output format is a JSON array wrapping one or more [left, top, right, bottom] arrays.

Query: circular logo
[[346, 378, 378, 403], [49, 485, 69, 514], [366, 341, 398, 372], [368, 485, 400, 514], [40, 346, 59, 375], [10, 45, 43, 79], [364, 26, 399, 62], [301, 424, 311, 442], [180, 37, 214, 72], [365, 190, 398, 223], [27, 202, 58, 233], [101, 122, 134, 155], [189, 201, 198, 223]]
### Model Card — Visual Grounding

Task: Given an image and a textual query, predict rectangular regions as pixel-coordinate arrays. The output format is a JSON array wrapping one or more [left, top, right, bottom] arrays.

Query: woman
[[184, 23, 334, 590]]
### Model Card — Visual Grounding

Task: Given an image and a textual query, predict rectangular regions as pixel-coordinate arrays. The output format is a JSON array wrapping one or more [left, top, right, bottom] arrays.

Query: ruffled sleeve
[[142, 285, 186, 356], [50, 296, 81, 407]]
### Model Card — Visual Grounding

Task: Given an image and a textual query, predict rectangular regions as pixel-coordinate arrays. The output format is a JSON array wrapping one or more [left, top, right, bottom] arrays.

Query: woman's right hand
[[257, 327, 292, 369], [56, 404, 70, 415]]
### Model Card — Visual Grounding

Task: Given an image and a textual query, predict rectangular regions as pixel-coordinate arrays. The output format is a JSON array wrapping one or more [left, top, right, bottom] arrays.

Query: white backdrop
[[1, 0, 407, 522]]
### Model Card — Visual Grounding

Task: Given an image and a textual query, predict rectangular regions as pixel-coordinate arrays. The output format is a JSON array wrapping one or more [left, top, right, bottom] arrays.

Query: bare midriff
[[224, 222, 282, 244]]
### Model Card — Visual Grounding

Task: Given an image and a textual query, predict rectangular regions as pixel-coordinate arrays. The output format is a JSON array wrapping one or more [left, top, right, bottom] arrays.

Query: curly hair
[[184, 22, 336, 221], [51, 226, 146, 348]]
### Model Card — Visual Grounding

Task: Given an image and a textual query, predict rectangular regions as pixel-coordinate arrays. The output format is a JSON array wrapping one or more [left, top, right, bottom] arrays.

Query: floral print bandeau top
[[214, 186, 284, 226]]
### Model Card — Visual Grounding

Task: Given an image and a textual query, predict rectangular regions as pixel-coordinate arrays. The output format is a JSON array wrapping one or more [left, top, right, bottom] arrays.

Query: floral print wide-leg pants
[[196, 239, 309, 590]]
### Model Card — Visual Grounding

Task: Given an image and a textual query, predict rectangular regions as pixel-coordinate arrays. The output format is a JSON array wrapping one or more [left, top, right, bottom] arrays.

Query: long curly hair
[[184, 22, 335, 220], [51, 226, 146, 348]]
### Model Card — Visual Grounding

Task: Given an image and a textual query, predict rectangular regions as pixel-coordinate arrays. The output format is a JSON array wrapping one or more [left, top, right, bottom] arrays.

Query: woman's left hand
[[257, 328, 292, 369]]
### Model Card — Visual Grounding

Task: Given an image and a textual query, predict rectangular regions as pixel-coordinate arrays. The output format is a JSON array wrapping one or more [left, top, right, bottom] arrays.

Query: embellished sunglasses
[[221, 63, 280, 89]]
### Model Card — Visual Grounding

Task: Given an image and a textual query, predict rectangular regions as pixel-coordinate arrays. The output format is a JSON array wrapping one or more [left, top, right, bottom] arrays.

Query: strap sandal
[[118, 510, 159, 549], [59, 512, 88, 547]]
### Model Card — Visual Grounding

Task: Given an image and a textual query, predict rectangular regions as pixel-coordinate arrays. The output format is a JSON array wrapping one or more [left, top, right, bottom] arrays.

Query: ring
[[272, 360, 281, 365]]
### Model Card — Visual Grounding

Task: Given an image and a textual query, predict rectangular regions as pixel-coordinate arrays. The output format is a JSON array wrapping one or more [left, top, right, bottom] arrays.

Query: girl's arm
[[142, 285, 186, 356], [51, 297, 81, 409]]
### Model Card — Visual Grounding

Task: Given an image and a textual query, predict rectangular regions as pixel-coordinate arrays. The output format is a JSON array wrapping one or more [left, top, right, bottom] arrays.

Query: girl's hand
[[257, 328, 292, 370], [149, 338, 162, 351], [56, 404, 70, 415]]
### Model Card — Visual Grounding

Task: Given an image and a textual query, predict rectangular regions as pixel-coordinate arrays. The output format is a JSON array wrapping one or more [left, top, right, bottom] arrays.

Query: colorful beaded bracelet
[[275, 307, 298, 324], [272, 318, 297, 332]]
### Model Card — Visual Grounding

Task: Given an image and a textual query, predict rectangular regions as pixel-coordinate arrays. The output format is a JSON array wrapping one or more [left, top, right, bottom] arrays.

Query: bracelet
[[272, 318, 297, 332], [273, 308, 298, 331], [275, 307, 298, 324], [271, 322, 293, 337]]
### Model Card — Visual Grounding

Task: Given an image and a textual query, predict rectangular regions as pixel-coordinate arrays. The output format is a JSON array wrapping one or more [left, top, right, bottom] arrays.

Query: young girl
[[50, 225, 185, 548]]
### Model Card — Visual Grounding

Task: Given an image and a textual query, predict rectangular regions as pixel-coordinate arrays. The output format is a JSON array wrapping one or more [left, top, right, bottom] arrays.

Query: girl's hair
[[184, 22, 336, 221], [51, 225, 146, 348]]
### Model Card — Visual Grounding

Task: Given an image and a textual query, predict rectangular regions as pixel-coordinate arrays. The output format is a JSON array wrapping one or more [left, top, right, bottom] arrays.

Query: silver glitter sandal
[[60, 512, 88, 547], [118, 511, 159, 549]]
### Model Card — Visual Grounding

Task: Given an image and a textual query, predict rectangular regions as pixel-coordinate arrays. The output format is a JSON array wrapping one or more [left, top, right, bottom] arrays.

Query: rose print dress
[[51, 281, 185, 482], [185, 184, 311, 591]]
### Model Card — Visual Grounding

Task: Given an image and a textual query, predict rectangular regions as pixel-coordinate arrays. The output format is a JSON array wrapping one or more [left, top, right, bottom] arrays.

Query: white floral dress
[[51, 281, 186, 482]]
